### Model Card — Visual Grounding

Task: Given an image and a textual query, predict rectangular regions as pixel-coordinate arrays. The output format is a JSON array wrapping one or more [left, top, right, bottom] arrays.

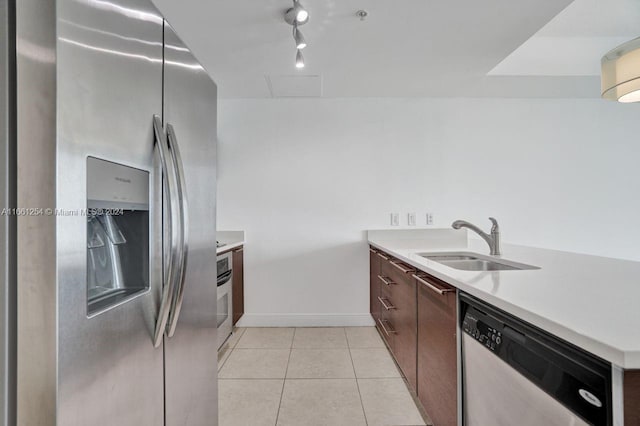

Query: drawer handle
[[377, 318, 396, 336], [412, 274, 455, 295], [377, 275, 395, 286], [376, 252, 389, 261], [234, 247, 243, 253], [377, 296, 395, 311], [390, 260, 415, 274], [369, 248, 377, 254]]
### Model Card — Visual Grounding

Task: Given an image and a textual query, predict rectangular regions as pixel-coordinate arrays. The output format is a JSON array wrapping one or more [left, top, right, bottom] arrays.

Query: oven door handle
[[152, 115, 179, 348], [217, 270, 233, 287], [166, 123, 189, 338]]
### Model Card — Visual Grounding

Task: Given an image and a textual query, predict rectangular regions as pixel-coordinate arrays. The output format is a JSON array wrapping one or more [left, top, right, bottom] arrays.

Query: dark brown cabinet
[[369, 247, 458, 425], [232, 246, 244, 325], [387, 260, 417, 389], [416, 272, 457, 426], [369, 247, 381, 328], [371, 248, 394, 343], [625, 370, 640, 425], [376, 251, 398, 351]]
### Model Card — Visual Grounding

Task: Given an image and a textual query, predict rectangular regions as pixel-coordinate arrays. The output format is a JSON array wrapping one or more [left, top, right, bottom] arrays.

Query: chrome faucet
[[452, 217, 501, 256]]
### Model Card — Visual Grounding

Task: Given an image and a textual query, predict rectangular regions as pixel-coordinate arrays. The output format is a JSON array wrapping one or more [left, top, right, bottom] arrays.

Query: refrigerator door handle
[[165, 123, 189, 337], [152, 115, 180, 348]]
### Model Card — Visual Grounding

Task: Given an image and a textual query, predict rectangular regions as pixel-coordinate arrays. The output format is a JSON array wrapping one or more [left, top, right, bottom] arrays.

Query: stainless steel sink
[[420, 252, 539, 271]]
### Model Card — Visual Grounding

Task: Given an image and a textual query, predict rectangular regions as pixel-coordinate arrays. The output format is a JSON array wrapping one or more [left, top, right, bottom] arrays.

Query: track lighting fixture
[[284, 1, 310, 69], [285, 0, 309, 25], [295, 49, 305, 69], [293, 25, 306, 50]]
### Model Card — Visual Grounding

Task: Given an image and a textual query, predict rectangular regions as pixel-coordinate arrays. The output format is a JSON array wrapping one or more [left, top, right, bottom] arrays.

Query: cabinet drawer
[[381, 257, 415, 287], [378, 307, 397, 351], [377, 273, 396, 290], [389, 281, 417, 389], [378, 253, 417, 389], [377, 291, 396, 313]]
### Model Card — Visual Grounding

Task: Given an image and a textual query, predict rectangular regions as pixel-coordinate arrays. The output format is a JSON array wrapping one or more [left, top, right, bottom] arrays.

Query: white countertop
[[368, 229, 640, 369], [217, 230, 245, 254]]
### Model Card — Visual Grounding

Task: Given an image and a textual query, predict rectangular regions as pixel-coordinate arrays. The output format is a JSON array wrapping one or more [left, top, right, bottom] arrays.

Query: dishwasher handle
[[502, 325, 526, 345]]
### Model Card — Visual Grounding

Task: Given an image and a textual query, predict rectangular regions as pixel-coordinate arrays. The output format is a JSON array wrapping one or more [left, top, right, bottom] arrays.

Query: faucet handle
[[488, 217, 499, 233]]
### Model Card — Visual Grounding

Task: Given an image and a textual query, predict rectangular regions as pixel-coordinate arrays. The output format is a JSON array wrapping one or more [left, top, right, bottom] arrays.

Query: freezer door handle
[[166, 123, 189, 337], [152, 115, 180, 348]]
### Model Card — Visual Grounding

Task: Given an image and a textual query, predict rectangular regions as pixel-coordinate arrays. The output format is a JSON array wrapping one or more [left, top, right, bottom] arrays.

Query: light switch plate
[[408, 213, 416, 226], [391, 213, 399, 226]]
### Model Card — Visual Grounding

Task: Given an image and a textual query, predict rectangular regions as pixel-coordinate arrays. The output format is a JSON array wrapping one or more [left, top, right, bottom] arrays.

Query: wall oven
[[217, 251, 233, 349]]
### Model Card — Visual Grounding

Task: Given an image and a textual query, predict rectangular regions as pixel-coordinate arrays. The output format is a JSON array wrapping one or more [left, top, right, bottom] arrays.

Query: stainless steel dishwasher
[[460, 294, 612, 426]]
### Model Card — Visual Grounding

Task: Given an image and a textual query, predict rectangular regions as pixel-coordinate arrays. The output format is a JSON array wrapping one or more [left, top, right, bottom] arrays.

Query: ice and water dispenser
[[86, 157, 150, 316]]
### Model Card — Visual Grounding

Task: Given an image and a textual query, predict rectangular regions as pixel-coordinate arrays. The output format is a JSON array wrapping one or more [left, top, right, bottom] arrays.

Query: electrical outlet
[[390, 213, 400, 226], [408, 213, 416, 226], [426, 213, 434, 225]]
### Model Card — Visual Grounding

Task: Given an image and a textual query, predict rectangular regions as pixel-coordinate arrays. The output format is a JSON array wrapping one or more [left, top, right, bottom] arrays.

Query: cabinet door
[[387, 261, 417, 389], [232, 247, 244, 325], [625, 370, 640, 425], [417, 274, 457, 426]]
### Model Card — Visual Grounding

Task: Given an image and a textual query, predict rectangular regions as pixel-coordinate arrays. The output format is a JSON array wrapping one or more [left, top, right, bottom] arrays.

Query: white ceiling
[[151, 0, 638, 99], [490, 0, 640, 77]]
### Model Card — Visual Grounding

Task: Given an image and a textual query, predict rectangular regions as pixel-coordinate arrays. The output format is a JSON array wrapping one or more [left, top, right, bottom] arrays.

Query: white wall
[[217, 98, 640, 326]]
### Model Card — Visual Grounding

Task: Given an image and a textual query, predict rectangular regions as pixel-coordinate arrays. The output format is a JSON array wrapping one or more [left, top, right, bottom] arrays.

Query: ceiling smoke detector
[[356, 10, 368, 21]]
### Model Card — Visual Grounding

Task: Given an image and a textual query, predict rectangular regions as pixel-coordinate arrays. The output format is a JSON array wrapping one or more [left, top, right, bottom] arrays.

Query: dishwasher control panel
[[462, 307, 503, 352]]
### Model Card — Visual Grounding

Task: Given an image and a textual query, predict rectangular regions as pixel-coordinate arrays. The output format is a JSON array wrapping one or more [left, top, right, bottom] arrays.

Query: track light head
[[285, 0, 309, 25], [293, 26, 307, 49], [296, 8, 308, 22], [295, 49, 305, 69]]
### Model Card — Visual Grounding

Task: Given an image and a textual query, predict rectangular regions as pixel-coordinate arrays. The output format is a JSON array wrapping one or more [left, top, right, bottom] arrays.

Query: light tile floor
[[218, 327, 429, 426]]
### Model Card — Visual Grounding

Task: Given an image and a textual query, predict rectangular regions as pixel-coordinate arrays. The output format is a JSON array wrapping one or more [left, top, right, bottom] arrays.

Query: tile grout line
[[217, 327, 246, 373], [217, 376, 402, 381], [218, 347, 232, 372], [274, 328, 296, 426], [345, 327, 369, 426]]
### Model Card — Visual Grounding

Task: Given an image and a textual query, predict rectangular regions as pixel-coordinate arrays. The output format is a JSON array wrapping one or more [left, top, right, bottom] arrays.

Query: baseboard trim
[[235, 313, 375, 327]]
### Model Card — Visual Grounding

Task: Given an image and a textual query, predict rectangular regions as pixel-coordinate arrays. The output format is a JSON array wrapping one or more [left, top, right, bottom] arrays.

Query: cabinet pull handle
[[377, 296, 395, 311], [377, 275, 395, 286], [234, 247, 243, 253], [378, 318, 396, 336], [376, 252, 389, 260], [390, 261, 415, 274], [412, 274, 455, 295], [369, 248, 377, 254]]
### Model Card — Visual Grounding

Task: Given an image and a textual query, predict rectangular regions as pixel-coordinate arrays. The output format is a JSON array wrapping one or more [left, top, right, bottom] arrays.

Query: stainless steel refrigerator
[[1, 0, 218, 424]]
